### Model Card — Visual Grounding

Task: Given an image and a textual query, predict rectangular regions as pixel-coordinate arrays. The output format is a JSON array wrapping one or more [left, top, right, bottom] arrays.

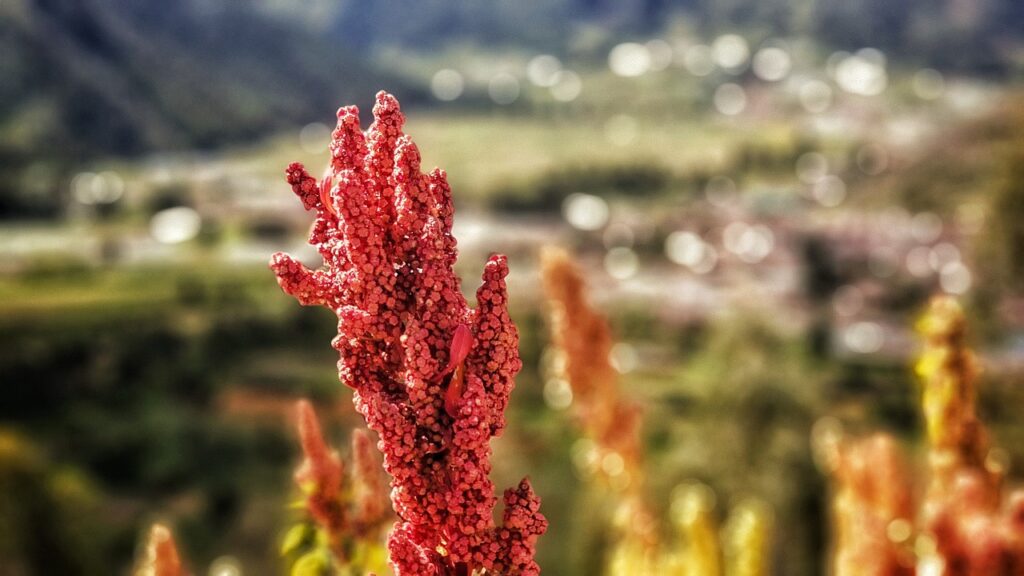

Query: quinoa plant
[[283, 400, 391, 575], [270, 92, 546, 576], [540, 247, 771, 576], [822, 297, 1024, 575]]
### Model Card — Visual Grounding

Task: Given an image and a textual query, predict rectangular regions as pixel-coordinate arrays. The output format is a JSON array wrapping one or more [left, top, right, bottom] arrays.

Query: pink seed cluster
[[924, 469, 1024, 573], [271, 92, 546, 575], [829, 435, 916, 576], [294, 400, 348, 558], [825, 298, 1024, 575]]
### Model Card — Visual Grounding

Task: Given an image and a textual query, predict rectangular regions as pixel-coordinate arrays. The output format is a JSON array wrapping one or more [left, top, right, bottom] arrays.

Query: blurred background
[[2, 0, 1024, 574]]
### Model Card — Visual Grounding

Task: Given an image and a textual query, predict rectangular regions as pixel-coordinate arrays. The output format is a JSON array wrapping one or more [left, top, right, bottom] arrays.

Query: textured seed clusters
[[271, 92, 546, 576], [541, 248, 771, 576], [829, 434, 916, 576], [295, 400, 390, 563], [539, 247, 643, 487], [825, 297, 1024, 575], [916, 297, 1024, 573], [916, 296, 998, 499]]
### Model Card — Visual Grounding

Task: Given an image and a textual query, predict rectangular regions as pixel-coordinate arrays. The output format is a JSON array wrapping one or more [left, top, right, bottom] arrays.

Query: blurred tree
[[0, 430, 106, 576], [982, 148, 1024, 291], [666, 314, 829, 576], [970, 144, 1024, 341], [801, 236, 842, 305]]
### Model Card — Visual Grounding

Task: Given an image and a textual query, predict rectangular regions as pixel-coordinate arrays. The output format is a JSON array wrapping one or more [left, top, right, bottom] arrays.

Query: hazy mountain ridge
[[0, 0, 398, 158], [311, 0, 1023, 72], [0, 0, 1021, 218], [2, 0, 1020, 162], [0, 0, 413, 215]]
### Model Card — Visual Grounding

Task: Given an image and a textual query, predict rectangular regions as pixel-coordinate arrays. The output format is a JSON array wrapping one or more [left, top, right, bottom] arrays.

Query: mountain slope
[[0, 0, 405, 159]]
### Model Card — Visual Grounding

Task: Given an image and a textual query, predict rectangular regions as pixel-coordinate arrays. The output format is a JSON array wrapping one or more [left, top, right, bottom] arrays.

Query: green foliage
[[292, 548, 331, 576], [890, 98, 1024, 215], [641, 314, 830, 576], [489, 162, 674, 213], [981, 147, 1024, 291], [0, 430, 107, 576], [280, 517, 391, 576], [281, 522, 336, 576], [281, 523, 315, 557], [0, 264, 340, 572]]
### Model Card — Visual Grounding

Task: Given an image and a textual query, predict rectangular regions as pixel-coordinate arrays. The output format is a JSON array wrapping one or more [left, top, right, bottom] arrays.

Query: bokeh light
[[609, 342, 638, 374], [431, 69, 465, 101], [209, 556, 243, 576], [752, 45, 792, 81], [713, 83, 747, 115], [72, 171, 124, 205], [150, 206, 201, 244], [527, 54, 562, 87], [562, 193, 610, 231], [812, 175, 847, 207], [488, 72, 521, 105], [799, 80, 833, 113], [544, 376, 573, 410], [299, 122, 331, 154], [604, 246, 639, 279], [666, 230, 718, 274], [645, 39, 674, 71], [609, 42, 651, 77], [834, 49, 887, 96], [711, 34, 750, 71], [843, 321, 884, 354], [939, 262, 972, 294], [723, 222, 774, 263], [550, 70, 582, 102]]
